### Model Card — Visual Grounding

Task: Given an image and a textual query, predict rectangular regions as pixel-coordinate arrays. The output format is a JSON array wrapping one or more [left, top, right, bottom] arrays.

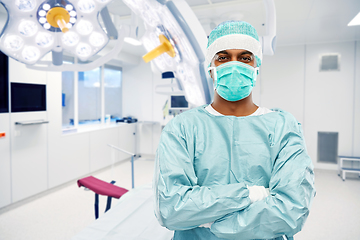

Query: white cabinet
[[10, 112, 48, 203], [118, 123, 137, 161], [0, 113, 11, 208], [90, 127, 119, 172]]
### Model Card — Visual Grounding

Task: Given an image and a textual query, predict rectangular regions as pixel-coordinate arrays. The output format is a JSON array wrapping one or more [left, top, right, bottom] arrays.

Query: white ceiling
[[107, 0, 360, 55], [0, 0, 359, 57]]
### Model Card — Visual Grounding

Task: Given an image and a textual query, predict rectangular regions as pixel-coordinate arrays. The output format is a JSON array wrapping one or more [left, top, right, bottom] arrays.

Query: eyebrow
[[216, 50, 254, 56]]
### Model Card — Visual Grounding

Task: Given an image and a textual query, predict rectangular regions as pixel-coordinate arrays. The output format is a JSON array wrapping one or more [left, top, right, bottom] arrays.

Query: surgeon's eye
[[216, 55, 230, 62], [239, 55, 253, 63]]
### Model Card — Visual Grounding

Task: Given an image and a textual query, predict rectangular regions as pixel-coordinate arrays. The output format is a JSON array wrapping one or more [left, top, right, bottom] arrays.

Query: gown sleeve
[[210, 112, 316, 240], [153, 119, 251, 231]]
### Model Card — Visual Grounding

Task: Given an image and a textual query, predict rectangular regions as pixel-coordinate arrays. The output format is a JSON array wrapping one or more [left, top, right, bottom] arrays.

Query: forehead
[[216, 49, 254, 55]]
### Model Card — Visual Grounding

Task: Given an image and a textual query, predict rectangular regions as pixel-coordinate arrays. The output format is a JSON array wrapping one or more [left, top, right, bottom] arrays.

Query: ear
[[209, 69, 214, 80]]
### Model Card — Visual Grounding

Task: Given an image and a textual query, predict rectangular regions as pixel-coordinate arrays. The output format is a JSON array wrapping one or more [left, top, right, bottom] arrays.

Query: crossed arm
[[153, 120, 315, 239]]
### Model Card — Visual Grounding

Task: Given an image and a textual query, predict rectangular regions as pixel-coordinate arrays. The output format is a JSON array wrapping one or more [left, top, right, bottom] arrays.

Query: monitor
[[11, 83, 46, 112], [169, 95, 189, 110], [0, 51, 9, 113]]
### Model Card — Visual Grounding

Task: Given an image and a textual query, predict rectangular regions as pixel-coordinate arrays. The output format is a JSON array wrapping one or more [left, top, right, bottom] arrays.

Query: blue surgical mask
[[209, 61, 258, 102]]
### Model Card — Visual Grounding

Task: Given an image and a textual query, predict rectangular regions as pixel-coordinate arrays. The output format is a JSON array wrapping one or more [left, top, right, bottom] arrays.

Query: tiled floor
[[0, 160, 359, 240]]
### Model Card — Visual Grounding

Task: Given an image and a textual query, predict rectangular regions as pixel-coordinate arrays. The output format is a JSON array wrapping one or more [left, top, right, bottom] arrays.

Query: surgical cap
[[205, 21, 262, 67]]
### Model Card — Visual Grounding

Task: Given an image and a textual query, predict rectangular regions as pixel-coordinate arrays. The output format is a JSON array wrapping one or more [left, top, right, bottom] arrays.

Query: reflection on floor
[[0, 160, 359, 240]]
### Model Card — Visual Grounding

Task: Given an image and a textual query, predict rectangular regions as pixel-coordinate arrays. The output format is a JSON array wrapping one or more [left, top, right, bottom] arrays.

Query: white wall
[[260, 45, 306, 124], [304, 42, 357, 169], [122, 61, 167, 155], [259, 41, 360, 170], [354, 41, 360, 157]]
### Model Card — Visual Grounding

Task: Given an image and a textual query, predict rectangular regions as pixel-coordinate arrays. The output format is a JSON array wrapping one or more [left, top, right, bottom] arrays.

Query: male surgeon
[[153, 21, 316, 240]]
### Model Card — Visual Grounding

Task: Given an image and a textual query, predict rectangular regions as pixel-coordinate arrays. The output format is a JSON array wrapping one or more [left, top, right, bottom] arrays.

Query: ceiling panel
[[308, 0, 360, 20], [185, 0, 209, 7]]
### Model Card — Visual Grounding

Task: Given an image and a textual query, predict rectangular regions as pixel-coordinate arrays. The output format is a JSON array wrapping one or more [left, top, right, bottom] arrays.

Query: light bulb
[[66, 23, 73, 29], [22, 46, 41, 62], [15, 0, 36, 12], [89, 32, 105, 47], [43, 23, 51, 29], [62, 32, 80, 46], [19, 21, 38, 37], [70, 11, 77, 17], [66, 4, 74, 11], [4, 35, 24, 51], [78, 0, 96, 13], [76, 20, 93, 35], [43, 3, 51, 10], [76, 43, 92, 57], [36, 32, 54, 48], [70, 18, 76, 24], [39, 17, 46, 24], [39, 10, 46, 17]]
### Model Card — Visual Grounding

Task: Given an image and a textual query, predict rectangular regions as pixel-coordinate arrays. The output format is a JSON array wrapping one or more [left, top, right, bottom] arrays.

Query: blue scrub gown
[[153, 105, 316, 240]]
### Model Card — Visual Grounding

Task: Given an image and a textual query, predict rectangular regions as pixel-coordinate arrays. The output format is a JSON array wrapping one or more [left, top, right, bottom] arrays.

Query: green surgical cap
[[205, 21, 262, 67]]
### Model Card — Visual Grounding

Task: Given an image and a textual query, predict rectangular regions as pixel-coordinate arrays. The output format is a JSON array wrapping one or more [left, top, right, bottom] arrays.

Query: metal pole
[[131, 155, 134, 189]]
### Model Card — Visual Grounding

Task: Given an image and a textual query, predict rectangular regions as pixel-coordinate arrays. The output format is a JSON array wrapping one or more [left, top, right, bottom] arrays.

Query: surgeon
[[153, 21, 316, 240]]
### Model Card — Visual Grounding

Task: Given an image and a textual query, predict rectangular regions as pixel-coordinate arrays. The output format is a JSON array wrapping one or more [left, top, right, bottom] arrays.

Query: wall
[[260, 41, 360, 170], [122, 61, 166, 155], [354, 41, 360, 157]]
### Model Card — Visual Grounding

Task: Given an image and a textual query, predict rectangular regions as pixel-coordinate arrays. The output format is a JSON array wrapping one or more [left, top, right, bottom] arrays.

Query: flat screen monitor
[[0, 51, 9, 113], [11, 83, 46, 112], [170, 95, 189, 109]]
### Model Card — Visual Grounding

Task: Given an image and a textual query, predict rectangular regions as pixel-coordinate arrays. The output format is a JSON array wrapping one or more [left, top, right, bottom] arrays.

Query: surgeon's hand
[[247, 185, 270, 203], [199, 222, 213, 228]]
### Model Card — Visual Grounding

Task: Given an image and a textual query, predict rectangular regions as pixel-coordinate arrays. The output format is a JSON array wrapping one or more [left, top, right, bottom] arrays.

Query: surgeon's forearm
[[210, 151, 315, 239], [156, 182, 251, 230]]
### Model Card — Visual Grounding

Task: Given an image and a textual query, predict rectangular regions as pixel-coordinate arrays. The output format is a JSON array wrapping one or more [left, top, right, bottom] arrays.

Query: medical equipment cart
[[338, 156, 360, 181]]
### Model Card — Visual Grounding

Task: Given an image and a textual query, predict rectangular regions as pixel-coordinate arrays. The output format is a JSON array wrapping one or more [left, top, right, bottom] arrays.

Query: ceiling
[[0, 0, 359, 57], [107, 0, 360, 55]]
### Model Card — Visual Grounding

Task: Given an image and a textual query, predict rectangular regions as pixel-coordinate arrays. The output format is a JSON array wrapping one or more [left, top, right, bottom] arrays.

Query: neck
[[211, 92, 258, 117]]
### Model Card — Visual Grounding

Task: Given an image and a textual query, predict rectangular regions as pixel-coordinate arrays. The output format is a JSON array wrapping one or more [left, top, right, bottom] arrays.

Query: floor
[[0, 160, 359, 240]]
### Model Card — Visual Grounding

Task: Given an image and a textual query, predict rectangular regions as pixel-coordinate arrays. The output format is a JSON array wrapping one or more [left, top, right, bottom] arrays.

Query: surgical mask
[[209, 61, 258, 102]]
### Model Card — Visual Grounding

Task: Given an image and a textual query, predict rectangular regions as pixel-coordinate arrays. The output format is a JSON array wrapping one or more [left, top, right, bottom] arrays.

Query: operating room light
[[348, 12, 360, 26], [16, 0, 36, 11], [90, 32, 106, 47], [22, 46, 41, 62], [36, 32, 54, 47], [76, 20, 94, 35], [78, 0, 96, 13], [124, 37, 142, 46], [4, 35, 24, 51], [76, 43, 92, 57], [19, 21, 38, 37], [0, 0, 113, 65], [62, 32, 80, 46]]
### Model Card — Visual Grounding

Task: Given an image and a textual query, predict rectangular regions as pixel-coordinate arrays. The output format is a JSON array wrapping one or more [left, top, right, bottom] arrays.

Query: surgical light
[[36, 32, 54, 47], [348, 12, 360, 26], [19, 21, 38, 37], [76, 20, 94, 35], [90, 32, 106, 47], [16, 0, 36, 11], [124, 0, 211, 106], [62, 32, 80, 46], [0, 0, 114, 66], [78, 0, 96, 13], [124, 37, 142, 46]]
